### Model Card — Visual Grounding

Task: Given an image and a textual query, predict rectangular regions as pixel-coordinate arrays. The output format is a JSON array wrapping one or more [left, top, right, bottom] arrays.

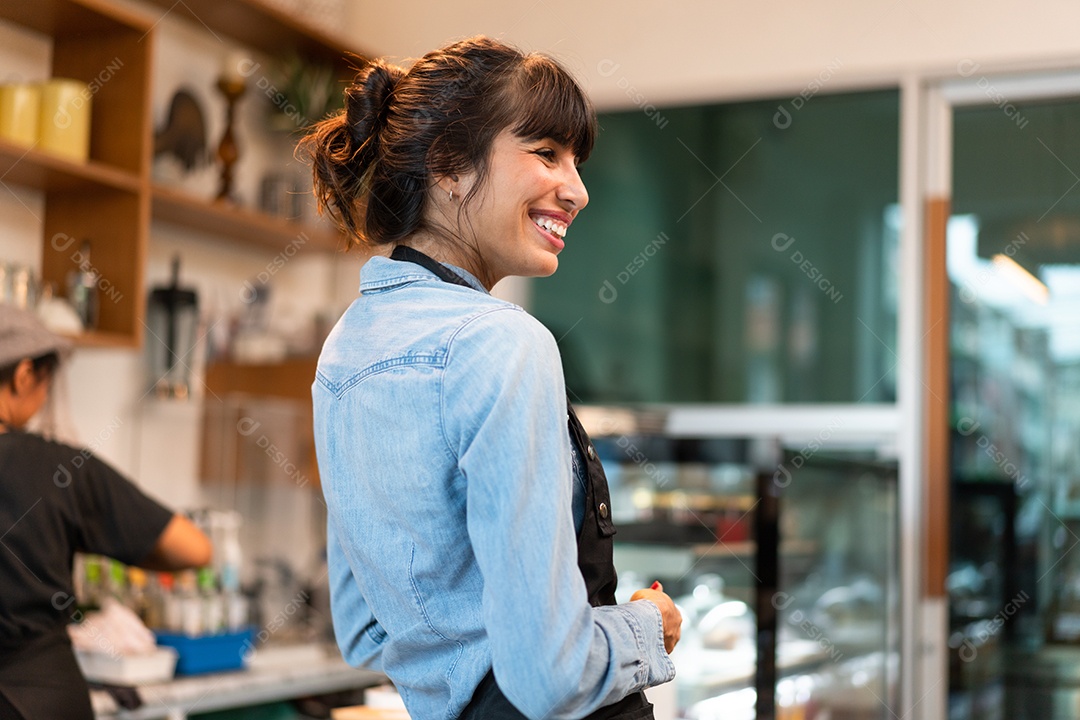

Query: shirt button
[[587, 444, 596, 460], [598, 502, 609, 519]]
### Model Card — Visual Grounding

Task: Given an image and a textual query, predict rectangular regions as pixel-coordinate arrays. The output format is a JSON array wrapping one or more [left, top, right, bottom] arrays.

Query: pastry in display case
[[589, 422, 899, 720]]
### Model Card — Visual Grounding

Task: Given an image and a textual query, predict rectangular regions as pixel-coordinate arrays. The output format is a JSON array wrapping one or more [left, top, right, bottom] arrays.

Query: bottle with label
[[106, 559, 127, 602], [158, 572, 181, 632], [213, 510, 248, 631], [225, 591, 249, 632], [127, 567, 154, 626], [78, 555, 104, 614], [177, 570, 202, 636], [199, 567, 224, 634]]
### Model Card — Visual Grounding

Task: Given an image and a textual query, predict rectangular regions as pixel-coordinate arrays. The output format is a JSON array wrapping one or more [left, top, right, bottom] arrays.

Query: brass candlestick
[[215, 76, 246, 202]]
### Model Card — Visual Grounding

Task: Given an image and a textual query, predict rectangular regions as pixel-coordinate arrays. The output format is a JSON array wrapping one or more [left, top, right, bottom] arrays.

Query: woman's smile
[[455, 129, 587, 285], [528, 209, 571, 250]]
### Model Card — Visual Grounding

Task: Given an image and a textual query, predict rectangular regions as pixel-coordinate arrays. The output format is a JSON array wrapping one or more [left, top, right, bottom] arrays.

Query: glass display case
[[582, 411, 900, 719]]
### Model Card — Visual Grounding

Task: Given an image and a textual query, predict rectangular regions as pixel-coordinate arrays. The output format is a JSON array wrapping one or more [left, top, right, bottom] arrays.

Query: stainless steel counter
[[92, 644, 385, 719]]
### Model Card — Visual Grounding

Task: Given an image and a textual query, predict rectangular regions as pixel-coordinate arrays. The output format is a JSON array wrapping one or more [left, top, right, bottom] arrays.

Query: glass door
[[941, 80, 1080, 720]]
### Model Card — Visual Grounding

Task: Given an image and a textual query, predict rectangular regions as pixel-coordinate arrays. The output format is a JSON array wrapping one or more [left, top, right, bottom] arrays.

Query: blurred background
[[2, 1, 1080, 718]]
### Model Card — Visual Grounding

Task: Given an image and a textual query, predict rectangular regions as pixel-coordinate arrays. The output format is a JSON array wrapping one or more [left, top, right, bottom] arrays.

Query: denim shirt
[[314, 256, 674, 720]]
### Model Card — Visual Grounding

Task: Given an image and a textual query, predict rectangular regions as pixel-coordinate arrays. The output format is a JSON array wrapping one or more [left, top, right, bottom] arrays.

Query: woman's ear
[[11, 359, 37, 397], [434, 173, 460, 201]]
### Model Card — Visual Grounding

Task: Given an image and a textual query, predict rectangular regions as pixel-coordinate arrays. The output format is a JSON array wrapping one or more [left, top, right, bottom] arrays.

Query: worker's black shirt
[[0, 429, 172, 646]]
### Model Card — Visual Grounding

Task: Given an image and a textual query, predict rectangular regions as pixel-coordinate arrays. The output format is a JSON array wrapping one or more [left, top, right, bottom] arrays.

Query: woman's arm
[[137, 514, 212, 571], [445, 308, 674, 720], [73, 449, 211, 570], [327, 510, 386, 670]]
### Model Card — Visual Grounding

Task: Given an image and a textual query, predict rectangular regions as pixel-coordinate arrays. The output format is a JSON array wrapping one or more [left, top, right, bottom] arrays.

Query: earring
[[448, 188, 454, 202]]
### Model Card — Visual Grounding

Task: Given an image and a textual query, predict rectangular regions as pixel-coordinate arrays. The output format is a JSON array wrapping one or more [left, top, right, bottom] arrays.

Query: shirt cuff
[[618, 599, 677, 688]]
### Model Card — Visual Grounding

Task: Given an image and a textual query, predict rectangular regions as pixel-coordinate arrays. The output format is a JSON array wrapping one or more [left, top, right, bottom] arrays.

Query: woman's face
[[454, 129, 588, 287], [3, 361, 51, 429]]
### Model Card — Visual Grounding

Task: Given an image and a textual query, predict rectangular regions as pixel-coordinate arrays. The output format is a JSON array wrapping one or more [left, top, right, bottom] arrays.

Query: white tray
[[76, 646, 178, 685]]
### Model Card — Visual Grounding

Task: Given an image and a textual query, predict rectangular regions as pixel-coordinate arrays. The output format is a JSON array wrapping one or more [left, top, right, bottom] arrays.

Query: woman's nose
[[558, 162, 589, 212]]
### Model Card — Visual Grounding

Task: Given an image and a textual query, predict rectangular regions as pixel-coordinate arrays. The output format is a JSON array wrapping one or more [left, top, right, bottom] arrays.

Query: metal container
[[146, 256, 198, 398]]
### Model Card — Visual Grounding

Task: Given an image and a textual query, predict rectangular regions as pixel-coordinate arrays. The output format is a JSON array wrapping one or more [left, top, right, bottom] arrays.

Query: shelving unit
[[0, 139, 141, 193], [0, 0, 149, 38], [152, 185, 341, 252], [137, 0, 367, 72], [0, 0, 358, 347], [0, 0, 153, 346], [200, 357, 321, 489]]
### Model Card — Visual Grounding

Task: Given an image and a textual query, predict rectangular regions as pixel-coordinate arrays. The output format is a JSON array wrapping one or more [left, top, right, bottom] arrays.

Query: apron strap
[[389, 245, 474, 289]]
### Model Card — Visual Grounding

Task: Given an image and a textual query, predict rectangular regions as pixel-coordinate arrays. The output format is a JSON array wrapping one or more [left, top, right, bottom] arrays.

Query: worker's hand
[[630, 581, 681, 654]]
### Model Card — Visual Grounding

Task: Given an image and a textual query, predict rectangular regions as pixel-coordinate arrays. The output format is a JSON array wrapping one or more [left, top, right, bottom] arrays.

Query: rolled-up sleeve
[[441, 307, 674, 720]]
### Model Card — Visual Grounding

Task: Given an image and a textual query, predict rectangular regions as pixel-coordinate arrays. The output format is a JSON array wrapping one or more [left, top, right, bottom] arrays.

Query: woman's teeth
[[531, 215, 567, 238]]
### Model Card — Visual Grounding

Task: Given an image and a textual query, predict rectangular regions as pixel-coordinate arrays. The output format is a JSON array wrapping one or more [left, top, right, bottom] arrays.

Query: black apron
[[0, 630, 95, 720], [389, 246, 654, 720]]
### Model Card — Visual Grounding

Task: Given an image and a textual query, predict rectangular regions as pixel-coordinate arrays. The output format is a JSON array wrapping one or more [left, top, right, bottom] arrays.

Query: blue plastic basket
[[154, 627, 256, 675]]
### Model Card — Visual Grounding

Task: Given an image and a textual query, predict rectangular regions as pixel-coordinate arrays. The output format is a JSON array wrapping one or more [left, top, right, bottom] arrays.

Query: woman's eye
[[535, 149, 557, 161]]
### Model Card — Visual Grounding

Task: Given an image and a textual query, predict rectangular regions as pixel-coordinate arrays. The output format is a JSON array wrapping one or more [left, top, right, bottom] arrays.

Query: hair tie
[[344, 62, 404, 149]]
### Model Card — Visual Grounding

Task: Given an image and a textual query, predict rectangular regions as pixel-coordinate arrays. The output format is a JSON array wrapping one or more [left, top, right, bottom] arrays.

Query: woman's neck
[[398, 232, 495, 290]]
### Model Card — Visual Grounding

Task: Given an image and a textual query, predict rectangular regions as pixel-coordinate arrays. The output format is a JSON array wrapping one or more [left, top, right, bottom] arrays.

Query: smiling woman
[[299, 35, 595, 288], [452, 127, 588, 282], [302, 36, 681, 720]]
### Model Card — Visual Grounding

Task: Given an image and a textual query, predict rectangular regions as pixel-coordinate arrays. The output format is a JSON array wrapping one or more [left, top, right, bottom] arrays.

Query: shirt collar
[[358, 255, 489, 294]]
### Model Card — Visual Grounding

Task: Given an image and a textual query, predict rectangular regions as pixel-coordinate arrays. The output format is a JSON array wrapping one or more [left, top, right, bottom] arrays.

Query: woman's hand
[[630, 582, 682, 654]]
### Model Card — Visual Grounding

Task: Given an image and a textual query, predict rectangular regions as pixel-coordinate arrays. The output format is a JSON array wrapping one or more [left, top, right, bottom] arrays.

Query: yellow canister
[[38, 78, 91, 163], [0, 84, 41, 148]]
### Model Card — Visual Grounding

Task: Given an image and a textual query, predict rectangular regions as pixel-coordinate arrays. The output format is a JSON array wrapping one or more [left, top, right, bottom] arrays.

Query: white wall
[[347, 0, 1080, 108]]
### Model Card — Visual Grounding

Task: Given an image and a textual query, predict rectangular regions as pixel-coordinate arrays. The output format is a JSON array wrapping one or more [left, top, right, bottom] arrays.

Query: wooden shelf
[[0, 139, 141, 194], [0, 0, 152, 38], [204, 356, 318, 402], [58, 329, 140, 348], [137, 0, 367, 72], [3, 0, 360, 348], [151, 184, 342, 253]]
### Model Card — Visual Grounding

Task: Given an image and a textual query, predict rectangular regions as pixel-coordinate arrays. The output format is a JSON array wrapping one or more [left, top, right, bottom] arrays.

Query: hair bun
[[344, 60, 406, 146]]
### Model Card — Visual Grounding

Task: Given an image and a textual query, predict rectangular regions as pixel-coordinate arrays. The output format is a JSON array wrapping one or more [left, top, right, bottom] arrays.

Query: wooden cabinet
[[0, 0, 364, 346], [200, 357, 321, 488]]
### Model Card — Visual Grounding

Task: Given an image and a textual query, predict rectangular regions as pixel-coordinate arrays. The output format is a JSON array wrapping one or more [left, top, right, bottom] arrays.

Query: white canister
[[0, 84, 41, 148], [38, 78, 91, 162]]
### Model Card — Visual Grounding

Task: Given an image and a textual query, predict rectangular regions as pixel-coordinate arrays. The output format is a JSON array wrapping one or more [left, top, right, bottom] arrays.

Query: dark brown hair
[[0, 352, 60, 389], [299, 36, 597, 251]]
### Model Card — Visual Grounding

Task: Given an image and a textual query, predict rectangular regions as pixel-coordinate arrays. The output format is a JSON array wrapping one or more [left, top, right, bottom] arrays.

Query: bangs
[[503, 55, 597, 164]]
